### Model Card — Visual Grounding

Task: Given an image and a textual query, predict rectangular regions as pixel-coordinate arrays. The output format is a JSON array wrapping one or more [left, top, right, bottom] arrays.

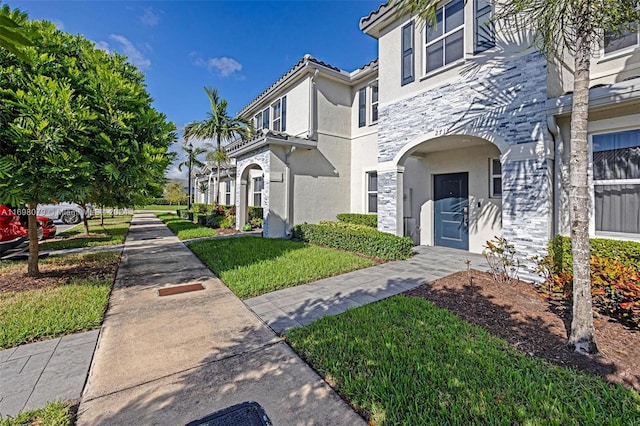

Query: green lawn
[[0, 252, 119, 349], [39, 215, 131, 251], [136, 205, 183, 211], [188, 236, 375, 299], [156, 213, 218, 240], [0, 401, 73, 426], [286, 296, 640, 425]]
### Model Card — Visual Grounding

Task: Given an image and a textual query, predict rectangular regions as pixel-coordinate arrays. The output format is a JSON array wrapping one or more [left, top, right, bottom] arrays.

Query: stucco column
[[236, 179, 248, 231], [377, 165, 404, 236]]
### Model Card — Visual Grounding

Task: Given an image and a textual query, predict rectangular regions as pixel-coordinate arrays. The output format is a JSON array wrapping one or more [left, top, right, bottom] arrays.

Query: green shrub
[[337, 213, 377, 228], [220, 215, 235, 229], [538, 236, 640, 328], [196, 214, 208, 226], [293, 221, 413, 261], [248, 206, 263, 221], [206, 214, 223, 229]]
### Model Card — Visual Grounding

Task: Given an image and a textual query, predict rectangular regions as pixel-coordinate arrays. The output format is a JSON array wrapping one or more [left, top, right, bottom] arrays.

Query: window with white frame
[[271, 96, 287, 132], [224, 179, 232, 206], [358, 83, 378, 128], [490, 158, 502, 198], [592, 129, 640, 234], [253, 176, 264, 207], [425, 0, 464, 74], [255, 112, 263, 130], [254, 108, 270, 131], [367, 171, 378, 213], [604, 23, 640, 54]]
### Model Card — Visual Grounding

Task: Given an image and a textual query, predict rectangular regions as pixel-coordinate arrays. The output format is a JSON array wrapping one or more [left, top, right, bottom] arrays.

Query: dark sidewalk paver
[[0, 330, 99, 417]]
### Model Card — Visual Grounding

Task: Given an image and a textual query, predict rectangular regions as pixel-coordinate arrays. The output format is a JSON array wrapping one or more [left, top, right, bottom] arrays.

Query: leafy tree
[[0, 4, 33, 63], [0, 19, 175, 275], [164, 181, 187, 205], [396, 0, 640, 354], [183, 87, 252, 204]]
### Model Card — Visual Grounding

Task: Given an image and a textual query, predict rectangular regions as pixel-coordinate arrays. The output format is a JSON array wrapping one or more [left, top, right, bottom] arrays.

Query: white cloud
[[94, 41, 110, 52], [193, 56, 243, 77], [109, 34, 151, 69], [140, 7, 162, 27]]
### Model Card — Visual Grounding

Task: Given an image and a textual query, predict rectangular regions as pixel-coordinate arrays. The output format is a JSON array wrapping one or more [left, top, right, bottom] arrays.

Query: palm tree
[[184, 87, 252, 204], [395, 0, 640, 354], [177, 142, 206, 208]]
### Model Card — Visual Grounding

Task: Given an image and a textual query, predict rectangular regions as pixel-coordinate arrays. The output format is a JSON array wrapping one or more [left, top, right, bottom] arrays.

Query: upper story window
[[474, 0, 495, 53], [371, 82, 379, 123], [426, 0, 464, 74], [401, 21, 415, 85], [271, 96, 287, 132], [254, 108, 270, 131], [604, 23, 639, 54], [358, 82, 379, 128]]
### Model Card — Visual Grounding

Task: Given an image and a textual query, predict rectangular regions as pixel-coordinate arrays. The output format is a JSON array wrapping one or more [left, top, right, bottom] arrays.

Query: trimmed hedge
[[293, 221, 413, 261], [549, 235, 640, 271], [540, 235, 640, 328], [337, 213, 377, 228]]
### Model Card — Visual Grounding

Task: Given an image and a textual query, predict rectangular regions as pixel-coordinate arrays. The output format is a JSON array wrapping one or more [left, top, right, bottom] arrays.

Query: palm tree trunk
[[568, 26, 597, 354], [215, 160, 221, 204], [27, 202, 39, 276]]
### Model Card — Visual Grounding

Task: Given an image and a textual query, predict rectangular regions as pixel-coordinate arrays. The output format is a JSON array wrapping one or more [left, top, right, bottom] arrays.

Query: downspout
[[308, 69, 319, 140], [284, 146, 297, 237], [547, 114, 564, 236]]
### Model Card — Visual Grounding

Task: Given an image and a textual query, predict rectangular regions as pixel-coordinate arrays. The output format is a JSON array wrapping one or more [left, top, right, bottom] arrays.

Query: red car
[[0, 205, 57, 255]]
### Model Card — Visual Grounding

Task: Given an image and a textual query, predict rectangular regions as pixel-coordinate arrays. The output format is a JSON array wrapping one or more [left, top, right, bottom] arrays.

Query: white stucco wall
[[376, 5, 535, 109]]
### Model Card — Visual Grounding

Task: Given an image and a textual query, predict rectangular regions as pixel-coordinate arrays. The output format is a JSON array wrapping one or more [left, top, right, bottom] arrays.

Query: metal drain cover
[[158, 283, 205, 297], [186, 401, 272, 426]]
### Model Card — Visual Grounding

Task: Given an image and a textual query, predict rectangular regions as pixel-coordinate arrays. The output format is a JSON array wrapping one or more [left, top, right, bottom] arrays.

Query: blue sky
[[9, 0, 381, 178]]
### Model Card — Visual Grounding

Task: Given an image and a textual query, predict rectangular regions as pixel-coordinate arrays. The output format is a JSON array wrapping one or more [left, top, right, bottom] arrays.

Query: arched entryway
[[237, 163, 265, 232], [392, 133, 505, 253]]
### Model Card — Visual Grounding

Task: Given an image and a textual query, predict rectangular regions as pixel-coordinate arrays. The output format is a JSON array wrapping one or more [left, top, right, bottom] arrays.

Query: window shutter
[[401, 21, 415, 86], [475, 0, 495, 53], [281, 96, 287, 132], [358, 88, 367, 127]]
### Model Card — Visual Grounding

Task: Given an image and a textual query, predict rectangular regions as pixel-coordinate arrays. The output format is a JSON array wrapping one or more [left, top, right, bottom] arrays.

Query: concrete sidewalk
[[77, 213, 365, 425], [246, 246, 489, 334], [0, 331, 99, 417]]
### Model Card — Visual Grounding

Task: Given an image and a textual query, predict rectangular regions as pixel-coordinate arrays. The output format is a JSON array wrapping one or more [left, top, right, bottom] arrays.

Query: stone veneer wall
[[235, 146, 271, 236], [377, 51, 551, 280]]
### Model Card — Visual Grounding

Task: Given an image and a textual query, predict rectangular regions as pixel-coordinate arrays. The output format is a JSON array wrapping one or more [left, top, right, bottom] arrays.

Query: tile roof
[[359, 2, 392, 30], [237, 54, 345, 118]]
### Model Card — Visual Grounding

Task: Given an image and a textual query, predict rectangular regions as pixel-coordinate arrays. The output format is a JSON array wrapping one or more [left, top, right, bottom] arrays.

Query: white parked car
[[37, 203, 95, 224]]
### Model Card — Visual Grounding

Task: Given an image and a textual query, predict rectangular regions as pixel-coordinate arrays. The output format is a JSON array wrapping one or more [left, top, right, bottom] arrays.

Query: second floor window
[[358, 87, 367, 127], [371, 82, 379, 123], [426, 0, 464, 74], [272, 96, 287, 132], [255, 108, 270, 131], [604, 23, 639, 54]]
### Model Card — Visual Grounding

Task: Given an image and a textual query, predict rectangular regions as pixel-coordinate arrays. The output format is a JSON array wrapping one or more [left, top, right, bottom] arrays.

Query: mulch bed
[[405, 270, 640, 392], [0, 257, 119, 294]]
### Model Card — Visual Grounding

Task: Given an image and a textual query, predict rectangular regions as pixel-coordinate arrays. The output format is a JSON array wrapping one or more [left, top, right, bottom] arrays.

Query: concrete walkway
[[0, 331, 99, 416], [76, 213, 365, 425], [246, 246, 489, 334]]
